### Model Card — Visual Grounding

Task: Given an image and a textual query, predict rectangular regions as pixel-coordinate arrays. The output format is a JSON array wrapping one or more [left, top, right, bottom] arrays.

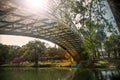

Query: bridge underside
[[0, 0, 83, 62]]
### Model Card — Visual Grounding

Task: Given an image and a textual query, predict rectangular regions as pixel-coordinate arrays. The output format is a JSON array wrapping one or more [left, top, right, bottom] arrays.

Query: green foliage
[[8, 45, 21, 61], [0, 40, 67, 66], [45, 47, 65, 58], [104, 34, 120, 58], [22, 40, 46, 66], [0, 44, 9, 64], [51, 0, 118, 60]]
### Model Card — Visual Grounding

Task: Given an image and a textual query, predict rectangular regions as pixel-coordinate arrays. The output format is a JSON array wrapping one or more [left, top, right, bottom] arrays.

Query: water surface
[[0, 67, 120, 80]]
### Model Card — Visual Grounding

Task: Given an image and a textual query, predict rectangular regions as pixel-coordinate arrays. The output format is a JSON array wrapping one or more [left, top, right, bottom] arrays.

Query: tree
[[25, 40, 46, 67], [45, 47, 65, 59], [8, 45, 21, 61], [49, 0, 112, 60], [47, 0, 119, 62], [0, 44, 9, 65], [104, 34, 120, 59]]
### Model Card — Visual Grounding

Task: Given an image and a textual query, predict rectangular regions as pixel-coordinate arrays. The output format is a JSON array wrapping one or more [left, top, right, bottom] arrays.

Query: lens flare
[[25, 0, 48, 12]]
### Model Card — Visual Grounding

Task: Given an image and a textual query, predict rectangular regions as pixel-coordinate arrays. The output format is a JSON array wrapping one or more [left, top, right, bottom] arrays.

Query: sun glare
[[25, 0, 49, 12]]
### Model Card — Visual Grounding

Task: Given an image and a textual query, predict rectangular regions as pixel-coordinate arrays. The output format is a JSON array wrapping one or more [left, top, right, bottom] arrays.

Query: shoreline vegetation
[[0, 60, 72, 67], [0, 59, 120, 70], [0, 40, 120, 69]]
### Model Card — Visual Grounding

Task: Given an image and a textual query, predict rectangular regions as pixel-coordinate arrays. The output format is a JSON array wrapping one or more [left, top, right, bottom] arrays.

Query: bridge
[[0, 0, 84, 62], [0, 0, 119, 63]]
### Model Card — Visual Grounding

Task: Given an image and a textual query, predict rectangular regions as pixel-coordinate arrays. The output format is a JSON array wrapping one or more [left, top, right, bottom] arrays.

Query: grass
[[93, 60, 120, 69], [1, 60, 119, 69], [0, 60, 72, 67]]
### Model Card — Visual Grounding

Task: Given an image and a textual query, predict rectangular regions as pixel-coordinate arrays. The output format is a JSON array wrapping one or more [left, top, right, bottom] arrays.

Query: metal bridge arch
[[0, 0, 83, 62]]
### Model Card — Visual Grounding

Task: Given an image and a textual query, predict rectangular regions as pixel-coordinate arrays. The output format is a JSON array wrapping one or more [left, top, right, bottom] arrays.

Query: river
[[0, 67, 120, 80]]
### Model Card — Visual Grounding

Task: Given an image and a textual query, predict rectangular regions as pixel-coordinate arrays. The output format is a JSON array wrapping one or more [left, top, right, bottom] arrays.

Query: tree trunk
[[114, 49, 117, 59], [107, 50, 110, 58], [34, 50, 39, 67], [97, 48, 100, 60], [100, 47, 105, 59]]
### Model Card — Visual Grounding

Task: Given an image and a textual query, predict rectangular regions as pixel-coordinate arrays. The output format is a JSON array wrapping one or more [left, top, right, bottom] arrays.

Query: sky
[[0, 35, 55, 47]]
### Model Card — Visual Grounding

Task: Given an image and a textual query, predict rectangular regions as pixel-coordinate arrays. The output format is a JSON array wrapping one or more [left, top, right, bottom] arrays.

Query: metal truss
[[0, 0, 83, 61]]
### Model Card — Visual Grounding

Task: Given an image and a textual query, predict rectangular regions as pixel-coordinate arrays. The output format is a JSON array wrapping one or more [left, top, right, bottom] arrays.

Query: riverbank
[[0, 60, 120, 70], [0, 61, 72, 67]]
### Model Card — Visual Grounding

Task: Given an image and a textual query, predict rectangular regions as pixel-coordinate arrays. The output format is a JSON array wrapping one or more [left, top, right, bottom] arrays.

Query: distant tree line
[[0, 40, 66, 66]]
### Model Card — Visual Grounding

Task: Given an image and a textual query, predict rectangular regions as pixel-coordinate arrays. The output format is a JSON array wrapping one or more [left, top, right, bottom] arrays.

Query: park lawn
[[0, 60, 72, 67]]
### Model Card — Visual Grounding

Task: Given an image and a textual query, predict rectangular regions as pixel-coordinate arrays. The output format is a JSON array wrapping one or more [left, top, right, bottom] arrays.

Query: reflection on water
[[94, 70, 120, 80], [0, 67, 75, 80], [71, 69, 120, 80], [0, 67, 120, 80]]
